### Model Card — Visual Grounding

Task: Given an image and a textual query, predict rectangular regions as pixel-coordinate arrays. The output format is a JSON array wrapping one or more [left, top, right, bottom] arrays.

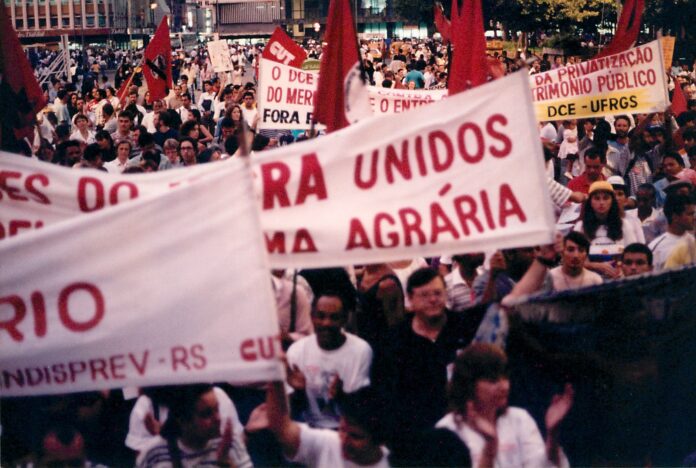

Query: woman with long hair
[[574, 181, 645, 278]]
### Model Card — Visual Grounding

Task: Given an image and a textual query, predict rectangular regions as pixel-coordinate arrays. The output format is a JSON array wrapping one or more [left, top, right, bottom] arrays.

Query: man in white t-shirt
[[548, 231, 603, 291], [287, 292, 372, 429], [649, 193, 695, 271]]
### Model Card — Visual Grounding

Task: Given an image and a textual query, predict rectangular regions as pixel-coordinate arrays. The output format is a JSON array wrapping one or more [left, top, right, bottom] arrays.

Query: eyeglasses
[[412, 290, 445, 299]]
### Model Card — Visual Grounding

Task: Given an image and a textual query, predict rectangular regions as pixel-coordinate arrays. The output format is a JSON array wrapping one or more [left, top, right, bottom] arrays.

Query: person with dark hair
[[436, 343, 574, 468], [628, 183, 666, 243], [54, 140, 83, 166], [196, 147, 222, 164], [111, 111, 134, 145], [136, 384, 251, 467], [446, 253, 485, 312], [574, 181, 644, 278], [69, 113, 96, 145], [286, 292, 372, 430], [654, 152, 696, 206], [606, 115, 632, 177], [54, 89, 71, 125], [95, 130, 115, 161], [649, 193, 695, 271], [153, 111, 179, 148], [371, 267, 487, 443], [105, 139, 132, 173], [224, 134, 239, 157], [549, 231, 602, 290], [249, 382, 390, 467], [567, 147, 607, 194], [101, 102, 118, 134], [621, 243, 653, 276], [80, 143, 107, 171], [178, 137, 198, 166], [241, 90, 259, 130]]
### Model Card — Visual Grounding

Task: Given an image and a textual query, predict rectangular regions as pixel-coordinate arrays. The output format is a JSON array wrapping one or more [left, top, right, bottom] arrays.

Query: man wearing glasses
[[371, 267, 487, 447], [178, 137, 198, 166]]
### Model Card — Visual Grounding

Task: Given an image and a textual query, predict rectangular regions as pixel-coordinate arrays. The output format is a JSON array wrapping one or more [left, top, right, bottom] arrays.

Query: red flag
[[597, 0, 644, 58], [448, 0, 487, 95], [116, 70, 135, 109], [313, 0, 371, 133], [143, 16, 173, 101], [0, 5, 47, 148], [434, 3, 450, 44], [263, 27, 307, 68], [672, 79, 688, 116]]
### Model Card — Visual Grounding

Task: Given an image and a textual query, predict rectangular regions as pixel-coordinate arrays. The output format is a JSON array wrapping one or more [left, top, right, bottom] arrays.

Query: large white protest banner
[[207, 39, 234, 73], [253, 71, 555, 267], [0, 159, 283, 397], [1, 72, 554, 268], [530, 40, 669, 121], [0, 154, 224, 240]]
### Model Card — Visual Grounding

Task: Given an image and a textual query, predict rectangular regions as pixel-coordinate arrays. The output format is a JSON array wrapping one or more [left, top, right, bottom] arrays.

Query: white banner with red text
[[253, 71, 555, 267], [1, 72, 555, 268], [530, 40, 669, 121], [0, 158, 283, 397], [257, 57, 448, 130]]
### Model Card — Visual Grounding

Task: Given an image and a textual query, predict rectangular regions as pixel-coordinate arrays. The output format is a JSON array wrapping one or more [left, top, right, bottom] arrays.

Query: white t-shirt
[[649, 231, 692, 271], [286, 333, 372, 429], [574, 218, 644, 261], [126, 387, 246, 455], [291, 423, 390, 468], [549, 266, 603, 291], [437, 407, 569, 468]]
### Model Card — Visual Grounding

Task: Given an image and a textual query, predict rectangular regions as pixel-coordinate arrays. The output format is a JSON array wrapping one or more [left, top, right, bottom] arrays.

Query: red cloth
[[313, 0, 369, 132], [448, 0, 487, 95], [434, 4, 450, 44], [568, 173, 606, 195], [0, 5, 47, 143], [262, 27, 307, 68], [596, 0, 644, 58], [672, 81, 688, 117], [143, 17, 173, 101]]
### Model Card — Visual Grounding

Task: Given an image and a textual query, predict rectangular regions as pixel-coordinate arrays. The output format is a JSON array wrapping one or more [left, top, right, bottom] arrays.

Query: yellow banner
[[530, 40, 669, 121]]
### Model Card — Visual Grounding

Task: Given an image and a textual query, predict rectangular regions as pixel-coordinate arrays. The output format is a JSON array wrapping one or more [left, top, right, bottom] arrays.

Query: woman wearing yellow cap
[[573, 181, 645, 279]]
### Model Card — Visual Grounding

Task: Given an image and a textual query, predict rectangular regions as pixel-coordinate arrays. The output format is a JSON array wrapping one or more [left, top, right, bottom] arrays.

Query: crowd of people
[[3, 33, 696, 467]]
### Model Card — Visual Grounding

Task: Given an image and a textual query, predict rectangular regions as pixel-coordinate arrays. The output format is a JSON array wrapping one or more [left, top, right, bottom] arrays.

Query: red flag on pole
[[671, 79, 688, 117], [115, 70, 136, 109], [434, 3, 450, 44], [0, 5, 47, 149], [596, 0, 644, 58], [143, 16, 173, 101], [448, 0, 487, 95], [312, 0, 371, 133]]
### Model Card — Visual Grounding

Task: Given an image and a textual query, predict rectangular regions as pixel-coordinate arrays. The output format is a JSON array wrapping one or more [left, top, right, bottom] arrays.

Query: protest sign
[[368, 86, 448, 115], [207, 39, 234, 72], [0, 159, 283, 396], [0, 153, 224, 240], [2, 72, 554, 269], [253, 71, 555, 267], [530, 40, 669, 121], [257, 58, 320, 130], [660, 36, 675, 71], [257, 58, 446, 129]]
